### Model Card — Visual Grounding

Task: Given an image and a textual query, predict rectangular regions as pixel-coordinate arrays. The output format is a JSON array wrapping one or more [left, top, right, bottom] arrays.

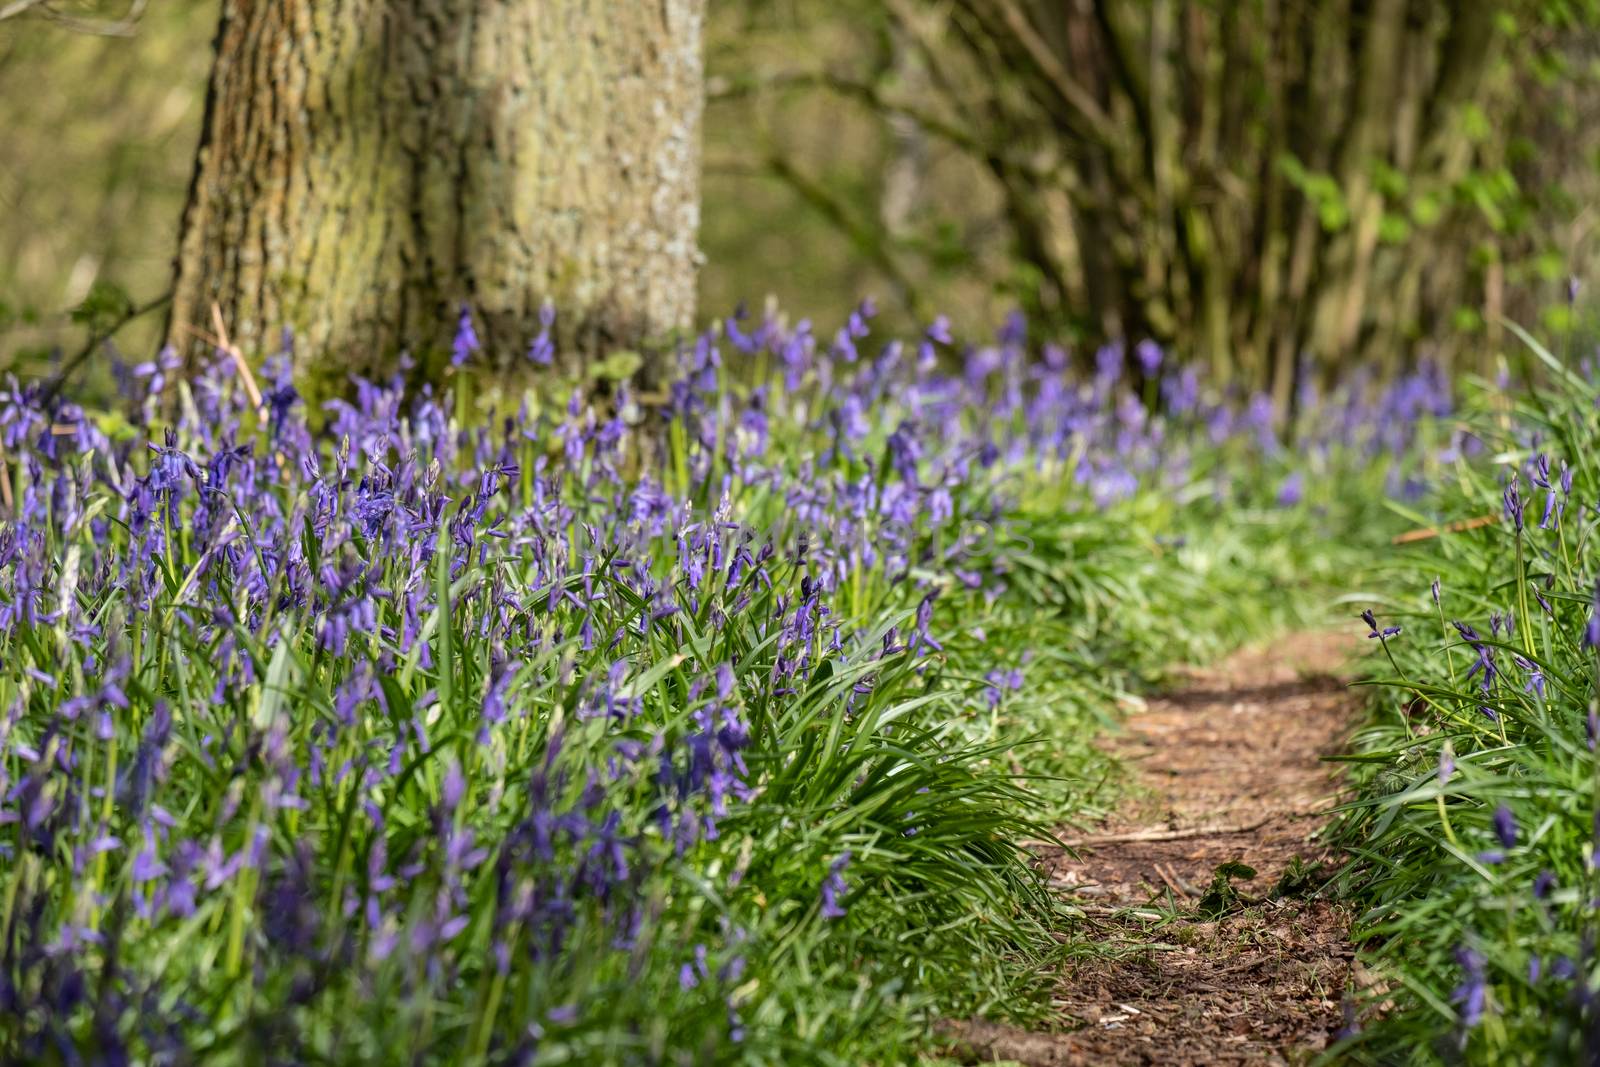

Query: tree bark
[[168, 0, 705, 386]]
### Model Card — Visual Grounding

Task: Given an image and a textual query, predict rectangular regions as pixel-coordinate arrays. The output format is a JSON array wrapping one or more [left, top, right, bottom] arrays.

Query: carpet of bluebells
[[0, 302, 1440, 1064], [1334, 331, 1600, 1065]]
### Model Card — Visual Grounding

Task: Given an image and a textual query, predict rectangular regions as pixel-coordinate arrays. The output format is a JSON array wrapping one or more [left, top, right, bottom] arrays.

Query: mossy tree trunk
[[168, 0, 705, 385]]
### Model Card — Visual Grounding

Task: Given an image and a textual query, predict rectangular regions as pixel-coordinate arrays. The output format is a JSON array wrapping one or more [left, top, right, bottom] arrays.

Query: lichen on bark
[[168, 0, 705, 390]]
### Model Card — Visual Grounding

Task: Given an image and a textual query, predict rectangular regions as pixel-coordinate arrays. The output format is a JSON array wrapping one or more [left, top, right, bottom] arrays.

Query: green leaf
[[1197, 860, 1257, 917], [68, 280, 134, 333]]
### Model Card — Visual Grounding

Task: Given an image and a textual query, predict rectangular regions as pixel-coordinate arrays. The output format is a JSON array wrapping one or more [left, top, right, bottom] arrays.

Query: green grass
[[1331, 341, 1600, 1065], [0, 329, 1417, 1063]]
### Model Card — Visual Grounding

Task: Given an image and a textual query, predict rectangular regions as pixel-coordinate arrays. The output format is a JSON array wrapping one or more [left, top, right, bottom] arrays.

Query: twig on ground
[[1051, 819, 1271, 849], [0, 438, 13, 515], [1154, 861, 1191, 899], [1391, 514, 1497, 544], [209, 302, 263, 409]]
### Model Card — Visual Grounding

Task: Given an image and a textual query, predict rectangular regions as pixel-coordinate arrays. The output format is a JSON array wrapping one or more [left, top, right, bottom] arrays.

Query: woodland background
[[6, 1, 1600, 402]]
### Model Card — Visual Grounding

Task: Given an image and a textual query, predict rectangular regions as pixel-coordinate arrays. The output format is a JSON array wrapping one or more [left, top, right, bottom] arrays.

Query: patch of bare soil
[[947, 632, 1363, 1066]]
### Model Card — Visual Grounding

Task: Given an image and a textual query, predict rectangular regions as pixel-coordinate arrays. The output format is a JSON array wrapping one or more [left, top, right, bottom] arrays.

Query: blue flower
[[1360, 609, 1400, 640], [1134, 339, 1163, 376], [1492, 804, 1518, 851], [451, 304, 480, 367], [820, 851, 851, 919], [1277, 471, 1304, 508], [1584, 580, 1600, 648], [1503, 475, 1524, 532], [1455, 621, 1497, 693], [528, 303, 556, 366], [1451, 945, 1488, 1028]]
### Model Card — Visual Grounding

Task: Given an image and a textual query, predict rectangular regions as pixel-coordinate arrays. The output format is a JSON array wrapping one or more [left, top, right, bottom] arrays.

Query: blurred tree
[[714, 0, 1600, 404], [167, 0, 705, 384], [932, 0, 1504, 407], [0, 0, 208, 383]]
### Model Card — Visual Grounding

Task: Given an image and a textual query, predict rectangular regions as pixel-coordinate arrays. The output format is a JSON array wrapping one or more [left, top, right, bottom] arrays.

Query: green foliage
[[1332, 331, 1600, 1064], [68, 279, 134, 334], [0, 325, 1420, 1061], [1198, 862, 1259, 918]]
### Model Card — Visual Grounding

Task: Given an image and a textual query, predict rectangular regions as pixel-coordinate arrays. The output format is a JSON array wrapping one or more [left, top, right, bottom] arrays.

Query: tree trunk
[[168, 0, 705, 386]]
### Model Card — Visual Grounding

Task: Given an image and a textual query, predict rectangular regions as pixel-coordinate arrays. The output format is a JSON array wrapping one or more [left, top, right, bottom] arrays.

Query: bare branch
[[1, 0, 147, 35], [39, 288, 171, 406], [960, 0, 1121, 150], [709, 67, 1080, 189], [709, 69, 987, 159], [707, 150, 923, 318], [0, 0, 51, 21]]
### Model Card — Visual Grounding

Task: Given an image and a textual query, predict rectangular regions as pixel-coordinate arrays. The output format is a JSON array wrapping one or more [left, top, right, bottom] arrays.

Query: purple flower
[[452, 304, 481, 367], [1511, 655, 1545, 699], [131, 832, 166, 883], [1451, 945, 1488, 1028], [983, 667, 1025, 708], [1134, 339, 1163, 376], [820, 851, 851, 919], [528, 303, 556, 366], [441, 759, 466, 812], [1540, 489, 1558, 529], [1503, 475, 1524, 532], [679, 944, 708, 991], [1455, 621, 1497, 693], [1277, 471, 1304, 508], [1094, 342, 1124, 383], [911, 592, 942, 654], [1360, 609, 1400, 640], [1492, 804, 1518, 850], [1584, 580, 1600, 648]]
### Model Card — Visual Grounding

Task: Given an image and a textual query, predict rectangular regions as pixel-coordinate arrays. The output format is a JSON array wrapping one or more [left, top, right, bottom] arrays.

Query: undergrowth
[[1333, 330, 1600, 1065], [0, 308, 1419, 1063]]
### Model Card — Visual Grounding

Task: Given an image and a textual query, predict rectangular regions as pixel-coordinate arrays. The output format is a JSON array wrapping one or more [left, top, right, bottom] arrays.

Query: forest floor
[[946, 632, 1365, 1066]]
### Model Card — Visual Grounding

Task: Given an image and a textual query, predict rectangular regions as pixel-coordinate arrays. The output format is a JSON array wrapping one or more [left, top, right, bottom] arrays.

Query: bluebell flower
[[1584, 580, 1600, 648], [1361, 609, 1400, 639], [679, 944, 708, 990], [996, 309, 1026, 347], [528, 303, 556, 366], [1277, 471, 1304, 508], [1503, 475, 1525, 532], [1134, 339, 1162, 377], [820, 851, 851, 919], [1493, 804, 1518, 850], [1455, 621, 1497, 693], [1451, 946, 1488, 1028], [1514, 656, 1545, 699], [451, 304, 480, 367]]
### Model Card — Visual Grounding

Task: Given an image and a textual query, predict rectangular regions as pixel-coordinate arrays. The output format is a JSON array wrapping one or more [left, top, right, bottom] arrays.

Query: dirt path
[[949, 632, 1363, 1066]]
